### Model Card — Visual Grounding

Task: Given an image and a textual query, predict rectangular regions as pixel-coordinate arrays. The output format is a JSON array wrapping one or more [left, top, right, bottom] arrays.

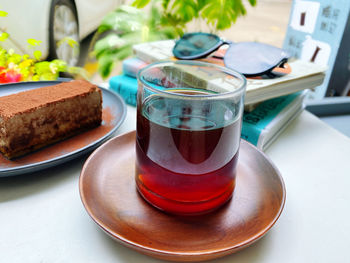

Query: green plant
[[133, 0, 257, 33], [93, 0, 257, 78], [93, 5, 177, 78], [0, 9, 83, 83]]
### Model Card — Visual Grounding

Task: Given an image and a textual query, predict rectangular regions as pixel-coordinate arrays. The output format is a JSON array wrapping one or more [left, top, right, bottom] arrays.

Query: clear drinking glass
[[136, 61, 246, 215]]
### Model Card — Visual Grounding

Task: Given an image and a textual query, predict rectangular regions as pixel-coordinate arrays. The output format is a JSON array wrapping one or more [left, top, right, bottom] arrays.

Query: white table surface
[[1, 106, 350, 263]]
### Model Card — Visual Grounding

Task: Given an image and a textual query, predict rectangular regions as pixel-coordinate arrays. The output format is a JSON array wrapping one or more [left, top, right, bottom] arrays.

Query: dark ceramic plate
[[80, 131, 286, 262], [0, 80, 126, 176]]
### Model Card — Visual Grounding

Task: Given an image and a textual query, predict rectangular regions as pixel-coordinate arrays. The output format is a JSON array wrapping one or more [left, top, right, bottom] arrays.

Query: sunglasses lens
[[173, 33, 221, 59], [224, 42, 290, 76]]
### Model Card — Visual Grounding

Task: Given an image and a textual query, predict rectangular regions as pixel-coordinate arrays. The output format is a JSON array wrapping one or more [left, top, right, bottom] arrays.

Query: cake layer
[[0, 80, 102, 159]]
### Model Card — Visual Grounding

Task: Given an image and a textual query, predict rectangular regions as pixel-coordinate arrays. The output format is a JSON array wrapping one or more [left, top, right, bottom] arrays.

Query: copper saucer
[[79, 131, 285, 262]]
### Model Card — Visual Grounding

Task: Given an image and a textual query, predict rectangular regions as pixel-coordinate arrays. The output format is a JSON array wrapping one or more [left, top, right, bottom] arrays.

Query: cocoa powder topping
[[0, 80, 99, 119]]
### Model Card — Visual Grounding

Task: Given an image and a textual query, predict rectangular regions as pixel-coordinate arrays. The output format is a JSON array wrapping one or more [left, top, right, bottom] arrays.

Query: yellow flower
[[19, 59, 34, 69]]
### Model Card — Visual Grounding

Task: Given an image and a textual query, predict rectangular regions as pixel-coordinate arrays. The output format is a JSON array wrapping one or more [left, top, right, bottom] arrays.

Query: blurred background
[[0, 0, 123, 66], [0, 0, 292, 79]]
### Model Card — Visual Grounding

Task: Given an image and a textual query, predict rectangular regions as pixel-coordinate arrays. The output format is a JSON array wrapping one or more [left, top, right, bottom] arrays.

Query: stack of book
[[109, 40, 326, 151]]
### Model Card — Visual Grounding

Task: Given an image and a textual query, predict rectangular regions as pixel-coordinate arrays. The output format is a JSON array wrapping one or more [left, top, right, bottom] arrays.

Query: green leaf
[[171, 0, 198, 23], [94, 34, 126, 58], [98, 6, 145, 34], [149, 5, 161, 28], [0, 11, 8, 17], [197, 0, 211, 10], [114, 45, 132, 60], [98, 12, 117, 33], [0, 32, 9, 42], [200, 0, 247, 31], [50, 59, 67, 71], [27, 38, 42, 47], [8, 53, 22, 64], [56, 37, 78, 48], [160, 12, 185, 35], [67, 38, 78, 48], [132, 0, 151, 8], [97, 55, 115, 78], [152, 26, 177, 39], [248, 0, 257, 6], [162, 0, 171, 10], [34, 61, 51, 75], [33, 50, 42, 60], [68, 68, 90, 80], [40, 72, 57, 80]]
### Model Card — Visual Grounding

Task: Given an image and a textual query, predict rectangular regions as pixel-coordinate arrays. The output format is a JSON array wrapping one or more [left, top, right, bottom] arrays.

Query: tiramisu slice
[[0, 80, 102, 159]]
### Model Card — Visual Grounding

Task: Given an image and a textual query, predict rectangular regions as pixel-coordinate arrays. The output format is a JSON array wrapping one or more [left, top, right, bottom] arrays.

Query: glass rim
[[137, 60, 247, 99]]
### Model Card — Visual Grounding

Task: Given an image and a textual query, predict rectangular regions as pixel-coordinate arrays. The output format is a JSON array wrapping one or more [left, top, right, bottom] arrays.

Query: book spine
[[241, 92, 301, 147], [132, 40, 175, 63], [261, 107, 303, 151], [241, 122, 263, 147], [122, 58, 148, 78], [109, 75, 138, 106]]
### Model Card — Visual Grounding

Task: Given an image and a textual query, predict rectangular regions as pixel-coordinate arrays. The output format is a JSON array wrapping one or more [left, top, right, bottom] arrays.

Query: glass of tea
[[136, 61, 246, 215]]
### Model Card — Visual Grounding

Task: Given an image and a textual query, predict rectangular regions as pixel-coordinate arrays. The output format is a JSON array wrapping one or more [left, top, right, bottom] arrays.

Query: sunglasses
[[172, 32, 291, 77]]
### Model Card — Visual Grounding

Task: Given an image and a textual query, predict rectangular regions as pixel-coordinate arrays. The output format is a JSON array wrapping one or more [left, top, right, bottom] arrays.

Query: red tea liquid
[[136, 93, 241, 215]]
